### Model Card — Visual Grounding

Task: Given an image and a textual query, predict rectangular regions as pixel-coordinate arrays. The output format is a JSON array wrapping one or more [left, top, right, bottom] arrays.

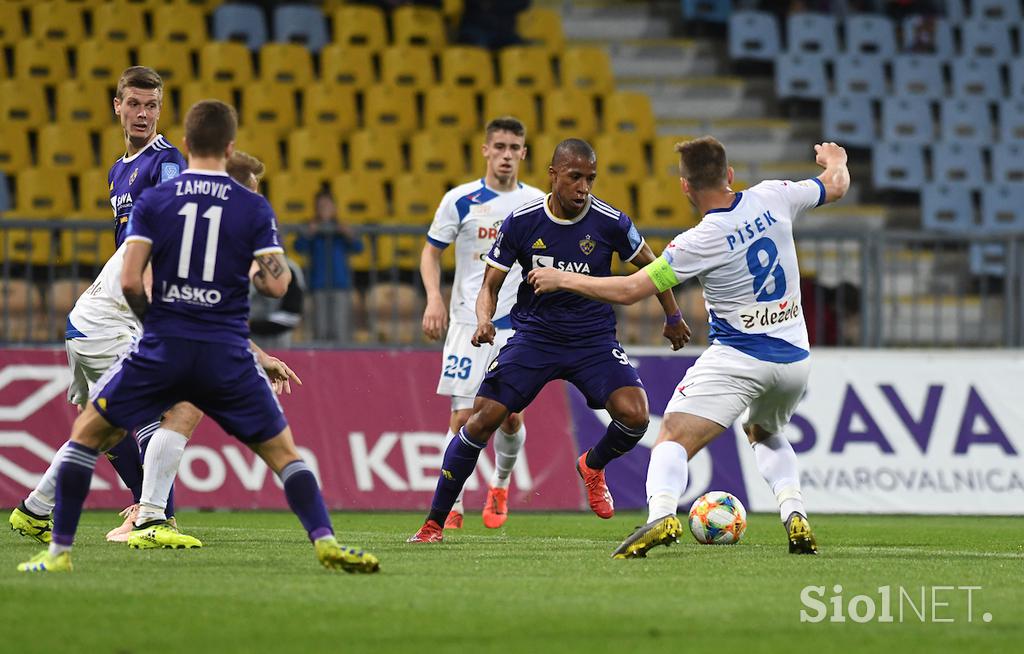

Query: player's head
[[548, 138, 597, 216], [183, 100, 237, 163], [114, 66, 164, 147], [482, 116, 527, 185], [674, 136, 734, 203], [226, 150, 265, 192]]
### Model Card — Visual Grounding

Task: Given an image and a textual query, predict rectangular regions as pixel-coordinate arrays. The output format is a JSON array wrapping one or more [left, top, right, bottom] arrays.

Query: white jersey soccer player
[[420, 117, 544, 529], [527, 137, 851, 558]]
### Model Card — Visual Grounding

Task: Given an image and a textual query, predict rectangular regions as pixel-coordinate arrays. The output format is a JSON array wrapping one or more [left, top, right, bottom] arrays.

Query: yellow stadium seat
[[604, 91, 657, 141], [100, 125, 126, 166], [392, 5, 446, 51], [75, 41, 131, 83], [15, 39, 69, 83], [348, 130, 404, 183], [319, 44, 376, 88], [65, 168, 119, 266], [267, 171, 321, 224], [0, 126, 30, 174], [92, 2, 146, 44], [234, 126, 282, 175], [330, 173, 388, 225], [423, 86, 477, 137], [260, 43, 314, 89], [5, 217, 59, 265], [410, 131, 467, 181], [516, 7, 564, 56], [380, 46, 436, 89], [362, 85, 418, 138], [526, 132, 564, 176], [636, 177, 697, 230], [441, 46, 493, 91], [0, 80, 47, 128], [652, 135, 697, 178], [391, 173, 445, 225], [15, 168, 73, 217], [178, 80, 235, 122], [240, 83, 297, 137], [542, 89, 598, 139], [561, 46, 615, 96], [499, 46, 554, 91], [138, 42, 196, 88], [152, 4, 207, 47], [168, 0, 224, 9], [591, 176, 633, 218], [594, 132, 647, 186], [0, 3, 26, 46], [56, 80, 115, 130], [333, 5, 387, 51], [38, 125, 94, 171], [442, 0, 463, 27], [163, 125, 186, 154], [200, 41, 255, 87], [287, 129, 342, 178], [74, 168, 114, 220], [31, 2, 85, 45], [484, 87, 539, 135], [302, 84, 358, 136]]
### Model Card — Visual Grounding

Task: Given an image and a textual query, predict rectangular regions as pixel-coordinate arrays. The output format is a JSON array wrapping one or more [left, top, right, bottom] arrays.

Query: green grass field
[[2, 511, 1021, 653]]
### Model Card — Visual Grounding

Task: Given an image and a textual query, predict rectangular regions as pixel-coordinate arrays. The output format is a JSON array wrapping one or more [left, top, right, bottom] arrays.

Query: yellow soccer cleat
[[9, 505, 53, 544], [127, 522, 202, 550], [611, 515, 684, 559], [315, 536, 380, 573], [786, 512, 819, 555], [17, 550, 72, 573]]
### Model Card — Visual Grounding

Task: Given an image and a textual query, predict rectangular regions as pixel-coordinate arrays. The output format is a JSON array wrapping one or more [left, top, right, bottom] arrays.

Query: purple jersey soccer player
[[408, 138, 691, 543], [17, 100, 379, 574]]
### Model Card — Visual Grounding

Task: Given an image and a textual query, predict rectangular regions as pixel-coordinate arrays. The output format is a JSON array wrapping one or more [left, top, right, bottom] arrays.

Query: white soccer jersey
[[66, 244, 142, 341], [661, 179, 826, 363], [426, 178, 544, 326]]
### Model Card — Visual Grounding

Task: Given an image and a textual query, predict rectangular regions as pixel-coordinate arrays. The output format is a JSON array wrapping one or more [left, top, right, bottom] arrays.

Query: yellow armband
[[644, 257, 680, 293]]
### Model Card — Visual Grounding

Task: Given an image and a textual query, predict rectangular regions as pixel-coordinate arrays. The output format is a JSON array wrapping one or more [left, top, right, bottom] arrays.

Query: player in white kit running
[[420, 117, 544, 529], [528, 137, 850, 557]]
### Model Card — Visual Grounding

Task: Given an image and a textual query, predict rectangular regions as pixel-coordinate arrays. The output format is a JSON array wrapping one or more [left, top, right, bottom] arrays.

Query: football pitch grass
[[2, 511, 1020, 653]]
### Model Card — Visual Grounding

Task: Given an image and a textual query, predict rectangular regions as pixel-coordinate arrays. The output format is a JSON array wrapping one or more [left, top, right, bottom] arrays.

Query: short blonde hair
[[226, 150, 266, 188]]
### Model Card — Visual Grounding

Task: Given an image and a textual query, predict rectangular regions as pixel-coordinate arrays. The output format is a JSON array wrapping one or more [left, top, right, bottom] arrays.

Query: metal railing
[[1, 218, 1021, 347]]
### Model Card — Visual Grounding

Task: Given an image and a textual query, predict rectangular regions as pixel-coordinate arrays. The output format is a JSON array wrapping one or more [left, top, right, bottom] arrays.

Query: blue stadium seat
[[959, 19, 1012, 61], [921, 183, 974, 232], [980, 185, 1024, 234], [212, 3, 268, 51], [786, 13, 836, 59], [774, 53, 827, 99], [872, 142, 926, 191], [972, 0, 1022, 21], [822, 96, 875, 147], [680, 0, 731, 24], [273, 4, 327, 53], [728, 10, 780, 61], [844, 14, 896, 57], [931, 143, 985, 189], [892, 55, 944, 99], [998, 99, 1024, 141], [942, 0, 966, 21], [1009, 59, 1024, 97], [940, 98, 992, 145], [833, 54, 886, 98], [969, 243, 1008, 276], [950, 57, 1003, 100], [990, 142, 1024, 184], [881, 96, 933, 144], [900, 15, 954, 58]]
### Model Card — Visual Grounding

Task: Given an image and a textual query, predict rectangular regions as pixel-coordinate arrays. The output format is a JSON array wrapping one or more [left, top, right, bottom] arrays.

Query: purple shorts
[[478, 334, 644, 413], [92, 335, 287, 443]]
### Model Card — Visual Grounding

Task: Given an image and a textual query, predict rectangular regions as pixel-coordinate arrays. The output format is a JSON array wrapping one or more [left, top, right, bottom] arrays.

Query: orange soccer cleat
[[482, 487, 509, 529], [407, 519, 444, 543], [443, 511, 463, 529], [576, 452, 614, 519]]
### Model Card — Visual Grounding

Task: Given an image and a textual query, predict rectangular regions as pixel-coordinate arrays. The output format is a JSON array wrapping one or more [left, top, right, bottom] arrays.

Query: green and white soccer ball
[[688, 491, 747, 545]]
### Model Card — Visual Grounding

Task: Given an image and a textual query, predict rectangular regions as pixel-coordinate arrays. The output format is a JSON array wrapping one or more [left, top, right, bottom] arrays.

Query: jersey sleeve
[[426, 189, 459, 249], [124, 188, 155, 244], [483, 214, 519, 272], [661, 228, 712, 285], [760, 179, 826, 216], [251, 196, 285, 256], [613, 213, 645, 263]]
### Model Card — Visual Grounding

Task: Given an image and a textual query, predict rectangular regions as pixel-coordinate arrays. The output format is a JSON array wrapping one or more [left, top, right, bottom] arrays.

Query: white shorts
[[436, 321, 514, 411], [65, 334, 135, 407], [663, 343, 810, 434]]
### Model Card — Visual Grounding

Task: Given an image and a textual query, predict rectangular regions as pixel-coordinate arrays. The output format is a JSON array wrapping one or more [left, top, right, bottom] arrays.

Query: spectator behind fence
[[293, 191, 363, 342]]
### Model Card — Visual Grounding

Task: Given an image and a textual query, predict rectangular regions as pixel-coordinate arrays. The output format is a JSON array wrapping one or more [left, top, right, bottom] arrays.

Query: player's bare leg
[[577, 386, 649, 519], [747, 423, 817, 554], [483, 411, 524, 529]]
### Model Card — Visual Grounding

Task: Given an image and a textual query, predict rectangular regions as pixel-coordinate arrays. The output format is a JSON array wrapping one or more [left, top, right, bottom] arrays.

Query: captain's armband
[[644, 257, 680, 293]]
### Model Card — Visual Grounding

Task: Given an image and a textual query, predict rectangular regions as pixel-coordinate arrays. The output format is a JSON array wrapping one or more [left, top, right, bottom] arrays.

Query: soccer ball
[[688, 491, 747, 545]]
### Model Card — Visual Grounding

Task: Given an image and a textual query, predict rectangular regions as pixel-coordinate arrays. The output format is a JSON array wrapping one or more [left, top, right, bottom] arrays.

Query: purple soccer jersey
[[484, 194, 645, 347], [108, 134, 186, 247]]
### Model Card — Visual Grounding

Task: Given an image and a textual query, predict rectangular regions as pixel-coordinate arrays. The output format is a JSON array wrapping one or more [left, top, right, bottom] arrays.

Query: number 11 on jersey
[[177, 202, 222, 282]]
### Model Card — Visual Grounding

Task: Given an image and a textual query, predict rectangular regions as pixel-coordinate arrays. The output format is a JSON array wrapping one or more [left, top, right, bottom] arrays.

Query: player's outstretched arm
[[627, 244, 691, 350], [814, 142, 850, 204], [122, 240, 153, 321], [419, 242, 448, 341], [528, 267, 657, 306], [252, 252, 292, 298], [472, 264, 507, 346]]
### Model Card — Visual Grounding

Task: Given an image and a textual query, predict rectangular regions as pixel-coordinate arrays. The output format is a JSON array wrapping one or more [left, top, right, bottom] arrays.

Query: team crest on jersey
[[579, 235, 596, 256], [129, 168, 139, 185]]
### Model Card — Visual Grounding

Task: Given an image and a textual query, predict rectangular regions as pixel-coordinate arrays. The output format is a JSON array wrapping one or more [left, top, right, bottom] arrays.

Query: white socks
[[443, 429, 465, 513], [136, 429, 188, 525], [645, 441, 688, 523], [25, 441, 70, 516], [752, 433, 806, 522], [491, 423, 526, 489]]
